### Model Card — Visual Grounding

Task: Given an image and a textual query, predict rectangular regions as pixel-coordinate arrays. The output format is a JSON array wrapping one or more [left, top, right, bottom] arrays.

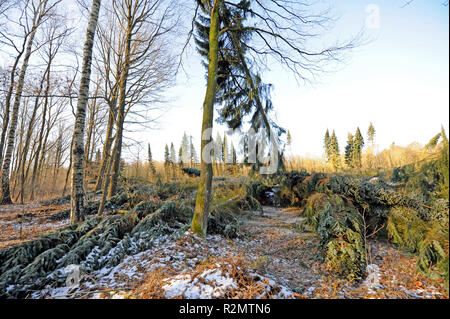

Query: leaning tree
[[188, 0, 361, 237]]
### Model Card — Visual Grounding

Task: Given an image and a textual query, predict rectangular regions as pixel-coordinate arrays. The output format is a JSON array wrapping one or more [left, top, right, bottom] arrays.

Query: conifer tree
[[189, 0, 359, 237], [181, 132, 190, 164], [189, 135, 197, 167], [148, 143, 156, 177], [352, 127, 364, 168], [170, 142, 177, 177], [230, 141, 237, 174], [344, 133, 354, 168], [170, 143, 177, 165], [287, 130, 292, 146], [330, 130, 340, 170], [164, 144, 170, 178], [367, 122, 376, 146], [178, 145, 184, 169], [324, 129, 331, 162]]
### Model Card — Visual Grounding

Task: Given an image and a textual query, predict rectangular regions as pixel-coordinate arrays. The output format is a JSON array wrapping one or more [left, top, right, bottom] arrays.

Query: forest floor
[[0, 203, 448, 299], [0, 202, 70, 250]]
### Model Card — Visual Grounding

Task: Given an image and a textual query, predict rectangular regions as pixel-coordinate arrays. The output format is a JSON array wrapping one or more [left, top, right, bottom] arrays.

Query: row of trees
[[0, 0, 178, 221], [161, 131, 240, 178], [0, 0, 76, 203], [324, 123, 375, 170]]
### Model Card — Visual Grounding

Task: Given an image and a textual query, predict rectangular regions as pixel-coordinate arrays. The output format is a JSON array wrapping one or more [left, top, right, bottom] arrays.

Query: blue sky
[[1, 1, 448, 162], [134, 0, 448, 162]]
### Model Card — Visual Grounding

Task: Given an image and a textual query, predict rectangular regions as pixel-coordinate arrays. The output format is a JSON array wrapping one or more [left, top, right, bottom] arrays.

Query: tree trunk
[[0, 23, 39, 204], [108, 3, 133, 198], [70, 0, 101, 224], [94, 107, 115, 192], [0, 51, 24, 167], [190, 2, 220, 237], [29, 61, 52, 201], [19, 67, 49, 204]]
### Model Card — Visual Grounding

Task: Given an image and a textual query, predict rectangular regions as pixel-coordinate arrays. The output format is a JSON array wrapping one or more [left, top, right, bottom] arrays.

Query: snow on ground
[[162, 267, 238, 299], [30, 231, 296, 299]]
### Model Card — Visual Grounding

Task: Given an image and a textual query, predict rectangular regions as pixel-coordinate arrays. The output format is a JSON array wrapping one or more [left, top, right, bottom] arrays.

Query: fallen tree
[[0, 181, 253, 298], [245, 169, 448, 282]]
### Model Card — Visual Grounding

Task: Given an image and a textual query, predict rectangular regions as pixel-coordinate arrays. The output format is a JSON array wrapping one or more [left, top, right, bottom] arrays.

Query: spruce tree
[[352, 127, 364, 168], [367, 122, 376, 146], [170, 142, 177, 177], [170, 143, 177, 165], [178, 145, 184, 168], [181, 132, 190, 164], [324, 129, 331, 162], [330, 130, 340, 170], [148, 143, 156, 176], [287, 130, 292, 146], [189, 135, 197, 167], [164, 144, 170, 178], [344, 133, 354, 168], [195, 0, 285, 168]]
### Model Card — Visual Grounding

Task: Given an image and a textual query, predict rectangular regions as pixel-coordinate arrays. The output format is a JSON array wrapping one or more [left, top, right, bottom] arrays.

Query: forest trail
[[237, 206, 321, 294]]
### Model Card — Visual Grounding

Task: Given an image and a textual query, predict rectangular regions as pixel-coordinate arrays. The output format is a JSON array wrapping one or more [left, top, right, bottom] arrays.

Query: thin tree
[[344, 133, 354, 168], [324, 129, 331, 163], [148, 143, 156, 177], [163, 143, 170, 178], [70, 0, 102, 223], [106, 0, 177, 197], [170, 142, 176, 177], [352, 127, 364, 168], [330, 130, 340, 170], [1, 0, 60, 204]]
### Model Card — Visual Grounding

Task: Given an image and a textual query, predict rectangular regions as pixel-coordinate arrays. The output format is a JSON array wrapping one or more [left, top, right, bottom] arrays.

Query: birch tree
[[70, 0, 102, 223], [0, 0, 60, 204]]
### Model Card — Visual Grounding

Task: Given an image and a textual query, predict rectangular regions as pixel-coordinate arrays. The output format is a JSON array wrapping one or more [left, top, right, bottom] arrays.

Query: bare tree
[[0, 0, 61, 204], [105, 0, 177, 199], [70, 0, 102, 223]]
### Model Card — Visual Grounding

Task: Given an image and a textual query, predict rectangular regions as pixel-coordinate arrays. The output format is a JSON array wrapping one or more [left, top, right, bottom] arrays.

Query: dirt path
[[236, 206, 323, 294]]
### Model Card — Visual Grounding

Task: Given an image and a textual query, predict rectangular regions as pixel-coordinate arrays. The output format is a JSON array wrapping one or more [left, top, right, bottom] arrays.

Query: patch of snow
[[162, 268, 238, 299]]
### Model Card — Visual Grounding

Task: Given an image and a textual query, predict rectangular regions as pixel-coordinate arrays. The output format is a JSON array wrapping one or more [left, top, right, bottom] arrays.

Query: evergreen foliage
[[189, 135, 198, 167], [164, 144, 170, 177], [147, 143, 156, 176], [329, 130, 340, 170], [352, 127, 364, 168], [344, 133, 354, 168], [194, 0, 286, 174], [324, 129, 331, 162], [367, 122, 375, 146]]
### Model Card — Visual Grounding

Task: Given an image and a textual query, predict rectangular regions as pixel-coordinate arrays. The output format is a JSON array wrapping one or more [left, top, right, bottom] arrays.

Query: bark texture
[[191, 2, 220, 237], [70, 0, 102, 223]]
